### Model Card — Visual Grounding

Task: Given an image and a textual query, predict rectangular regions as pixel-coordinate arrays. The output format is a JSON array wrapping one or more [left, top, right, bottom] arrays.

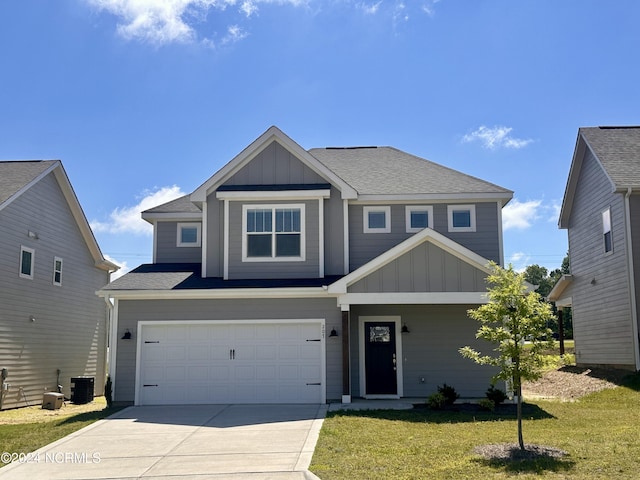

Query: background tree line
[[522, 254, 572, 339]]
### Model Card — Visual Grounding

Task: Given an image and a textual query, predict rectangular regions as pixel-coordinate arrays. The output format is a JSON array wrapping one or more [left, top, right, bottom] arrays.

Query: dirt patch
[[474, 443, 568, 461], [0, 397, 107, 425], [522, 366, 627, 401]]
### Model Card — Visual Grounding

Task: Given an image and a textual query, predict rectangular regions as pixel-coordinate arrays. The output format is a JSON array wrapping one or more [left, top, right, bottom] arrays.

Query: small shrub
[[437, 384, 459, 405], [485, 385, 507, 407], [427, 392, 446, 410], [478, 398, 495, 411]]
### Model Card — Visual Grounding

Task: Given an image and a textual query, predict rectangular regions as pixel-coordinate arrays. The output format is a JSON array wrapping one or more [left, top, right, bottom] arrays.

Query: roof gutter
[[624, 187, 640, 370]]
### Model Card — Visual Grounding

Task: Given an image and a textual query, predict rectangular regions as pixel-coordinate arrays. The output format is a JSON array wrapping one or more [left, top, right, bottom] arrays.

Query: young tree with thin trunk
[[460, 262, 555, 450]]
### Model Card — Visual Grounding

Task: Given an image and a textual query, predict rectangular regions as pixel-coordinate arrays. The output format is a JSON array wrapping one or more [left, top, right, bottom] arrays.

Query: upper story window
[[53, 257, 63, 286], [363, 206, 391, 233], [603, 208, 613, 254], [243, 204, 305, 261], [19, 246, 35, 280], [406, 206, 433, 233], [447, 204, 476, 232], [177, 223, 201, 247]]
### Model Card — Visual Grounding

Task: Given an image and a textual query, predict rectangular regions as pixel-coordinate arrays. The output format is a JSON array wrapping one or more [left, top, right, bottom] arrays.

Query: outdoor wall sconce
[[401, 324, 410, 333], [29, 315, 36, 322], [121, 329, 132, 340], [329, 328, 339, 337]]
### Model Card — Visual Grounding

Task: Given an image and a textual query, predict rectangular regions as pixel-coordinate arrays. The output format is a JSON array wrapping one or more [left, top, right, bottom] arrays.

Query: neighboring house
[[0, 160, 118, 409], [98, 126, 513, 405], [550, 126, 640, 371]]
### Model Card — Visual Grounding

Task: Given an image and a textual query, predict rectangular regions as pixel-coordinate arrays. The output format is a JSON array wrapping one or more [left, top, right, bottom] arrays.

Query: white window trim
[[363, 206, 391, 233], [603, 207, 613, 255], [242, 204, 306, 262], [19, 246, 35, 280], [405, 205, 433, 233], [176, 222, 202, 247], [447, 204, 476, 232], [53, 256, 63, 286]]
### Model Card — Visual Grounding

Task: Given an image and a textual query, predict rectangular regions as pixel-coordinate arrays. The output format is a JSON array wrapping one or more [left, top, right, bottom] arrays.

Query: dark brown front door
[[364, 321, 397, 395]]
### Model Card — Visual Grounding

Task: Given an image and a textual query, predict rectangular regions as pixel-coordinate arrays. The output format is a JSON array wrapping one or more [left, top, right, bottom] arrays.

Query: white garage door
[[137, 321, 324, 405]]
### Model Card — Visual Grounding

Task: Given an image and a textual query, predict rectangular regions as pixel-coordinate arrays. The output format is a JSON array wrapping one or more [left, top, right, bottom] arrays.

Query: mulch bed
[[473, 443, 568, 461]]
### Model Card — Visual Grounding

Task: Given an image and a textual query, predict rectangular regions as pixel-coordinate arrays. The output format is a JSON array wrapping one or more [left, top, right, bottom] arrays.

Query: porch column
[[341, 305, 351, 404]]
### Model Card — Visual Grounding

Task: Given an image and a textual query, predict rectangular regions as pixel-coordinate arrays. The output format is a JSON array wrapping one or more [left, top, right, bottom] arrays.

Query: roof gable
[[559, 126, 640, 228], [328, 227, 493, 294], [191, 126, 357, 202], [0, 160, 117, 272]]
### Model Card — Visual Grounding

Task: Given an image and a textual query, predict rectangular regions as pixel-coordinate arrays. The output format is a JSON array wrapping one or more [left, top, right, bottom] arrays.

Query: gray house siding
[[349, 202, 501, 271], [568, 149, 635, 367], [349, 304, 497, 398], [227, 200, 320, 279], [205, 197, 224, 277], [0, 173, 109, 409], [630, 195, 640, 355], [155, 221, 202, 263], [222, 141, 326, 186], [324, 187, 345, 276], [348, 241, 488, 293], [113, 297, 343, 403]]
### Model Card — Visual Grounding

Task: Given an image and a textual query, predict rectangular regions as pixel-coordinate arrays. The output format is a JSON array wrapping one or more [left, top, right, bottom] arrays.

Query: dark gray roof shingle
[[0, 160, 58, 205], [309, 146, 511, 196], [580, 127, 640, 188], [143, 195, 202, 214]]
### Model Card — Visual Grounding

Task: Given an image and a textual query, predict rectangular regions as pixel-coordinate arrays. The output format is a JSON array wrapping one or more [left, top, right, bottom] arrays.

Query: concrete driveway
[[0, 404, 326, 480]]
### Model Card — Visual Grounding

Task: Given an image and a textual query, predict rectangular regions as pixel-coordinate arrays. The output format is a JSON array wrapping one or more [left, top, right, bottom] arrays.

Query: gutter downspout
[[624, 188, 640, 371], [104, 295, 118, 399]]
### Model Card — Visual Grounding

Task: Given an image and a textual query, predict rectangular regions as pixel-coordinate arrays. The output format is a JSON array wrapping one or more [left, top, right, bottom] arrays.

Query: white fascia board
[[338, 292, 489, 306], [352, 193, 513, 205], [216, 189, 330, 200], [141, 212, 202, 223], [95, 286, 331, 300], [191, 126, 357, 202], [328, 227, 492, 294]]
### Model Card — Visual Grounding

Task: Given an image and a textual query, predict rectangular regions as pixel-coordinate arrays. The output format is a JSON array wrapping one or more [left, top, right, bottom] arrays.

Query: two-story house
[[98, 126, 513, 405], [0, 160, 117, 409], [550, 126, 640, 371]]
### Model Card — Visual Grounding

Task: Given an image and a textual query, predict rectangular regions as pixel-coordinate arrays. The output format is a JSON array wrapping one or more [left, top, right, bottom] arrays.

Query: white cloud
[[463, 125, 533, 150], [358, 1, 382, 15], [91, 185, 186, 235], [422, 0, 440, 16], [502, 199, 542, 231], [105, 254, 130, 281], [507, 252, 530, 272]]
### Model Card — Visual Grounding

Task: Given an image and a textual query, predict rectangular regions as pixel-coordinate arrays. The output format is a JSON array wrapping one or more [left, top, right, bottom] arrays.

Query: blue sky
[[2, 1, 639, 279]]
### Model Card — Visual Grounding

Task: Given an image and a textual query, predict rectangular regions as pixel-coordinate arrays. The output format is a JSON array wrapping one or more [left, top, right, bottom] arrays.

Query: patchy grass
[[311, 372, 640, 479], [0, 397, 123, 467]]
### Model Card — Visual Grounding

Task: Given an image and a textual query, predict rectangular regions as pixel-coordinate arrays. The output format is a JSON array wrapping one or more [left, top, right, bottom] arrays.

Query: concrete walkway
[[0, 404, 326, 480]]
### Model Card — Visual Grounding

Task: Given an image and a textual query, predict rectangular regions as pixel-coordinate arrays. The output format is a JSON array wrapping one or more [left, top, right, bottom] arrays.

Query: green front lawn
[[311, 372, 640, 479]]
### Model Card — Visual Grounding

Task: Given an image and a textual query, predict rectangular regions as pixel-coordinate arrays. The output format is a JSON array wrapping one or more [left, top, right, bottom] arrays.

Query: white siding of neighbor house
[[113, 297, 343, 403], [349, 202, 501, 271], [349, 304, 499, 398], [629, 195, 640, 359], [0, 173, 109, 409], [568, 149, 636, 367], [155, 221, 202, 263]]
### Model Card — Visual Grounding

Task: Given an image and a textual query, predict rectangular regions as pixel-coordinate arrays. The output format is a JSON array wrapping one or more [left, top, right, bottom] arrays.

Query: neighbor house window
[[19, 246, 35, 279], [603, 208, 613, 254], [177, 223, 201, 247], [363, 206, 391, 233], [243, 204, 305, 261], [406, 206, 433, 233], [447, 205, 476, 232], [53, 257, 63, 286]]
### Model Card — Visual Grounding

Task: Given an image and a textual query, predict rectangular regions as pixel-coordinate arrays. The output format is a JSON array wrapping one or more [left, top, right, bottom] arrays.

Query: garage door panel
[[139, 321, 323, 405]]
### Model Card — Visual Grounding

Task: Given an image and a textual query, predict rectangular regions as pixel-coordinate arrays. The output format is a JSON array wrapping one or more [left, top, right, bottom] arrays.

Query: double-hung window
[[603, 208, 613, 254], [53, 257, 63, 286], [447, 205, 476, 232], [243, 205, 305, 261]]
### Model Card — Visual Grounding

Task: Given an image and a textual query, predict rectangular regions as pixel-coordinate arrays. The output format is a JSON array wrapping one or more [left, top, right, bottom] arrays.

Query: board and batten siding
[[348, 241, 488, 293], [349, 202, 501, 271], [154, 221, 202, 263], [349, 305, 498, 398], [114, 298, 343, 403], [0, 173, 109, 409], [568, 149, 635, 367]]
